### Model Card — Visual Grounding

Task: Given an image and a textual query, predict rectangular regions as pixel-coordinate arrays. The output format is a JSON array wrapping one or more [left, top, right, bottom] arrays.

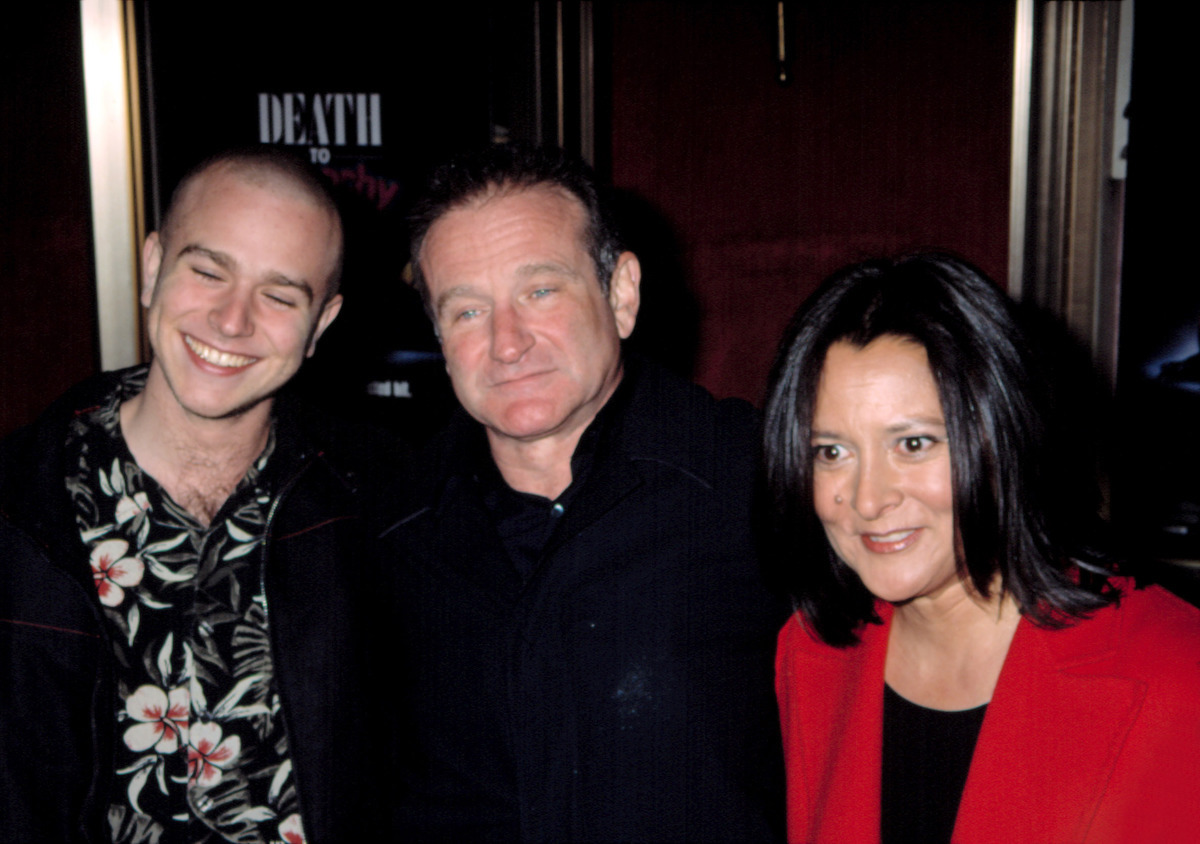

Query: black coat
[[380, 359, 788, 843], [0, 370, 392, 844]]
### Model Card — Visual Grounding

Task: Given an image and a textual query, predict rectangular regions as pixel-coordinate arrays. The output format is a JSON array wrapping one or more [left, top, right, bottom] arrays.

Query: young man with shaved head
[[1, 149, 386, 843], [382, 144, 787, 842]]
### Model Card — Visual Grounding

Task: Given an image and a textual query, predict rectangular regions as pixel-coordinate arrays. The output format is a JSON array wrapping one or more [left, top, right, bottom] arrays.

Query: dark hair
[[160, 146, 344, 299], [761, 252, 1117, 646], [407, 143, 622, 318]]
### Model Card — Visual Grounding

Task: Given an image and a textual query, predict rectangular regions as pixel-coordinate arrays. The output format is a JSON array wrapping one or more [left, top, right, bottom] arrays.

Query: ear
[[607, 251, 641, 340], [306, 293, 344, 357], [141, 233, 163, 307]]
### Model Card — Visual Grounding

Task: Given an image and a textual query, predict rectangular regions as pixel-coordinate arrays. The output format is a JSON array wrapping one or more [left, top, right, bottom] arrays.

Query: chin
[[486, 401, 573, 440], [172, 383, 277, 422], [845, 566, 922, 605]]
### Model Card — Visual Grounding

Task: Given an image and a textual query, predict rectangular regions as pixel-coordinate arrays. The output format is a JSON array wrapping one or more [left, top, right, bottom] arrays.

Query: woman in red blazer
[[760, 253, 1200, 843]]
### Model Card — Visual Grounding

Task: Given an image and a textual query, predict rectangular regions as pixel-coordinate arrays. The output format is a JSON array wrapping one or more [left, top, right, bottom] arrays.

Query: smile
[[860, 528, 921, 553], [491, 369, 553, 388], [184, 335, 258, 369]]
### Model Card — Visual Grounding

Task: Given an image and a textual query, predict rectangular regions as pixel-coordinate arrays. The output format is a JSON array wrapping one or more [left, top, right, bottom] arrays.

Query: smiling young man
[[381, 144, 788, 842], [0, 150, 387, 843]]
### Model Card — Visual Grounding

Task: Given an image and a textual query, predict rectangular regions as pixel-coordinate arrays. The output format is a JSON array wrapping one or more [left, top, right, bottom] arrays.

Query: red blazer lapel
[[953, 614, 1145, 843], [778, 608, 892, 843]]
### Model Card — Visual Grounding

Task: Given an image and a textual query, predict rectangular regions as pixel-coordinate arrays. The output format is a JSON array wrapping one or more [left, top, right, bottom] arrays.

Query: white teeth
[[867, 529, 915, 542], [185, 335, 257, 368]]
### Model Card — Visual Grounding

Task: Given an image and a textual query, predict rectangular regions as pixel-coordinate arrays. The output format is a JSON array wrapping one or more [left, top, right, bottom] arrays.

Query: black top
[[475, 373, 630, 581], [881, 684, 987, 844], [379, 356, 789, 842]]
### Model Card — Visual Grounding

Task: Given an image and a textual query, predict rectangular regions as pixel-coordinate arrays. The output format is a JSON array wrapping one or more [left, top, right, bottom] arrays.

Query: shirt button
[[551, 502, 565, 516]]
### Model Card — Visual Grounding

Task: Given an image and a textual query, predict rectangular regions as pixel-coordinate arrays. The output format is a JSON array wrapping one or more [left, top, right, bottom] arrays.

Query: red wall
[[608, 1, 1014, 403]]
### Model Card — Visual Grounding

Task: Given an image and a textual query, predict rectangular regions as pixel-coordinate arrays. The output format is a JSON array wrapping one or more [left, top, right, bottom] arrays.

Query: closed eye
[[264, 292, 297, 308], [192, 266, 222, 281]]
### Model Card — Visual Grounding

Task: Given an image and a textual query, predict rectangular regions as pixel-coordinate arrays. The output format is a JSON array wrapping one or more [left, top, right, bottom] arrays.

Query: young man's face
[[141, 165, 342, 423]]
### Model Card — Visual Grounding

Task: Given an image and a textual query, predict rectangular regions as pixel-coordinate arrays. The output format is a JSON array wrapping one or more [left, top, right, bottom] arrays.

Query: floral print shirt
[[65, 367, 306, 844]]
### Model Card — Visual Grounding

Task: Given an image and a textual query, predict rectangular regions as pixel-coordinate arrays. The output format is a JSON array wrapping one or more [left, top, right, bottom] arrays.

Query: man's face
[[141, 166, 342, 422], [420, 185, 639, 449]]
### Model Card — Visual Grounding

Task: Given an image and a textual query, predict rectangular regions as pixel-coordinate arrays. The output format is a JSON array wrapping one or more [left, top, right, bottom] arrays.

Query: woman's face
[[810, 336, 960, 605]]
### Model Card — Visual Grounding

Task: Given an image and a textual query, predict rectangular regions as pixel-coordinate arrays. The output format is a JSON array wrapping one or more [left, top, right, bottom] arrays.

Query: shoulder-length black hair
[[761, 253, 1117, 646]]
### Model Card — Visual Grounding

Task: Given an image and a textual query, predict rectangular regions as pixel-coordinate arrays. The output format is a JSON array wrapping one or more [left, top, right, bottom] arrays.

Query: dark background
[[1, 2, 1190, 584]]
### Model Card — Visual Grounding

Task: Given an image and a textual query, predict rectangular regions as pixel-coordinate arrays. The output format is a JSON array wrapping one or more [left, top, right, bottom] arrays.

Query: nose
[[489, 304, 534, 363], [209, 288, 254, 338], [851, 451, 902, 520]]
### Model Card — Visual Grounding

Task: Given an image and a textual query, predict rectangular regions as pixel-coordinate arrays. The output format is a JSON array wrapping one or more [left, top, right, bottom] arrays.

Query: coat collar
[[0, 368, 135, 588], [781, 596, 1147, 843], [955, 600, 1145, 842], [393, 357, 726, 601]]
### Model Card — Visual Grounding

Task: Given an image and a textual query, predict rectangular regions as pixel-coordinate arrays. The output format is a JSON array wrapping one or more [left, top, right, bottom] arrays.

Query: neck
[[120, 371, 273, 525], [885, 579, 1021, 710], [488, 427, 582, 500], [486, 362, 623, 500]]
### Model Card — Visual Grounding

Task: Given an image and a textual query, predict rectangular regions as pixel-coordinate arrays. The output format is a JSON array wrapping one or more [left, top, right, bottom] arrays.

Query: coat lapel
[[432, 474, 527, 601], [781, 611, 889, 843], [540, 451, 644, 565], [953, 614, 1145, 843]]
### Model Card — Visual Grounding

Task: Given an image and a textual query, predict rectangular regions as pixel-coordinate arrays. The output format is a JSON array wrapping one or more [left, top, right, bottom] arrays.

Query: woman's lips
[[860, 527, 922, 554]]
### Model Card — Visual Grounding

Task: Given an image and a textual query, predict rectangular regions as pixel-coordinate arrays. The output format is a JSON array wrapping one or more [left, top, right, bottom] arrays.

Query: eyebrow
[[884, 417, 946, 434], [178, 244, 234, 271], [516, 260, 581, 280], [433, 261, 582, 318], [177, 243, 315, 303], [810, 417, 947, 440]]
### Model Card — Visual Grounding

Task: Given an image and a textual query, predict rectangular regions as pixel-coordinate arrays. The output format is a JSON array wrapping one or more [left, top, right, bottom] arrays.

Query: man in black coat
[[0, 149, 386, 843], [382, 144, 787, 842]]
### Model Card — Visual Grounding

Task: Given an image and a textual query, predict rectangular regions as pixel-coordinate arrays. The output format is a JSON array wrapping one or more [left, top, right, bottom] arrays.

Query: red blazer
[[776, 584, 1200, 843]]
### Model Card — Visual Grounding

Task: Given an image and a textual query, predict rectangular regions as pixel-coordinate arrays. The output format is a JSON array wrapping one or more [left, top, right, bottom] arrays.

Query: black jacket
[[0, 370, 391, 844], [380, 358, 788, 843]]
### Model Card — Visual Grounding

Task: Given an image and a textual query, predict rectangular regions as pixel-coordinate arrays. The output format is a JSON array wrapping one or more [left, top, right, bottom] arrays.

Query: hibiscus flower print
[[123, 684, 189, 754], [115, 491, 151, 524], [279, 814, 306, 844], [89, 538, 145, 607], [188, 721, 241, 787]]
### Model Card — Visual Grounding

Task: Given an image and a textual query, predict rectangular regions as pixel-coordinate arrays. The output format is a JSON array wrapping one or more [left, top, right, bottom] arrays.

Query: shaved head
[[160, 148, 343, 300]]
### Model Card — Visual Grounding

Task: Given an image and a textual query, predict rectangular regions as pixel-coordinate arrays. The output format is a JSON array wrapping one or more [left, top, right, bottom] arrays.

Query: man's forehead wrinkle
[[467, 182, 586, 232], [517, 260, 582, 280]]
